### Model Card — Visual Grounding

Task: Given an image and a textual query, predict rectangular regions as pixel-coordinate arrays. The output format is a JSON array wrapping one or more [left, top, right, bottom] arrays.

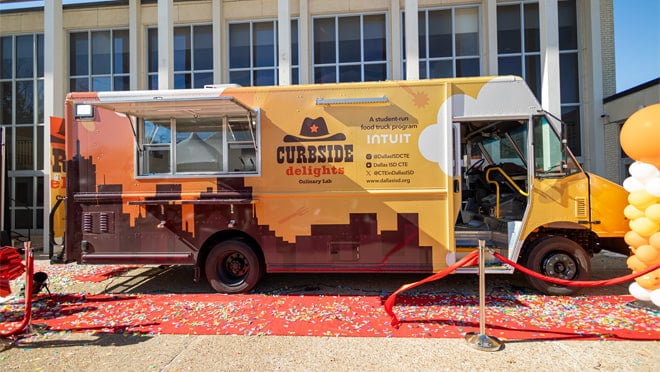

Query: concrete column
[[43, 0, 64, 253], [539, 0, 561, 115], [129, 0, 140, 90], [158, 0, 173, 89], [583, 0, 606, 175], [404, 0, 419, 80], [298, 0, 310, 84], [390, 0, 402, 80], [213, 0, 222, 84], [485, 0, 498, 75], [278, 0, 292, 85]]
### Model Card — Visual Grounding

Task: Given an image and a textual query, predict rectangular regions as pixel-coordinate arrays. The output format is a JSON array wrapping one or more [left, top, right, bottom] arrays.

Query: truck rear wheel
[[205, 239, 262, 294], [523, 236, 590, 295]]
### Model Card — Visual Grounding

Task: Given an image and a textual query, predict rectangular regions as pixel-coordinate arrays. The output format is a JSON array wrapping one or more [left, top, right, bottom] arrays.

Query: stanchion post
[[465, 239, 503, 351]]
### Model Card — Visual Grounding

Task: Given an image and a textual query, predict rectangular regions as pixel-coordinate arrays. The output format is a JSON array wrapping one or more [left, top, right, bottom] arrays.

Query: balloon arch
[[619, 103, 660, 306]]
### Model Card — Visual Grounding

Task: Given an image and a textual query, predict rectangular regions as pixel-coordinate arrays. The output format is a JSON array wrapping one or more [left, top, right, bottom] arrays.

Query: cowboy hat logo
[[284, 117, 346, 142]]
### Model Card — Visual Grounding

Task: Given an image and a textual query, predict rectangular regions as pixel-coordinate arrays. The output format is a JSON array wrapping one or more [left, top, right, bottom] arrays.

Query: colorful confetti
[[0, 292, 658, 340], [1, 262, 658, 341]]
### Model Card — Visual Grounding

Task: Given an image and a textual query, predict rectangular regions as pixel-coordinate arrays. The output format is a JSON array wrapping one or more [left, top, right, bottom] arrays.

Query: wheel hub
[[225, 252, 249, 277], [542, 253, 577, 280]]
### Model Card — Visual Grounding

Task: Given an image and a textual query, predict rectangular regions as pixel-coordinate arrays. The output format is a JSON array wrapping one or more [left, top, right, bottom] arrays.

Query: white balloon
[[651, 289, 660, 307], [629, 161, 660, 182], [623, 176, 645, 192], [646, 178, 660, 197], [629, 282, 651, 301]]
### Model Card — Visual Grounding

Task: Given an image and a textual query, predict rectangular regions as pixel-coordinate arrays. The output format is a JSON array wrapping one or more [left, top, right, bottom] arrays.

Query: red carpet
[[1, 292, 658, 340]]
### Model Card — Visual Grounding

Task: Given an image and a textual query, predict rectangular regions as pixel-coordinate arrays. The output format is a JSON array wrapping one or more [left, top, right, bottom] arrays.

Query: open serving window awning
[[84, 95, 255, 119]]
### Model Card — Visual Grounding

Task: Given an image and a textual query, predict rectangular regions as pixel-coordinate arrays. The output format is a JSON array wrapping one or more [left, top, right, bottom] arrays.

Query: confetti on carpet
[[1, 262, 658, 340], [1, 292, 658, 340]]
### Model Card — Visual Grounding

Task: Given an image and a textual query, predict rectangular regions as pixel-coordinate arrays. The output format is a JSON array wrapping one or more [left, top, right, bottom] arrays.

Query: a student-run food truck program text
[[51, 76, 630, 295]]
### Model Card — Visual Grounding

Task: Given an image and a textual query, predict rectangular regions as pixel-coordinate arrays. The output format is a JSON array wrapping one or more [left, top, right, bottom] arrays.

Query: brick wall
[[601, 0, 619, 182], [601, 0, 616, 97]]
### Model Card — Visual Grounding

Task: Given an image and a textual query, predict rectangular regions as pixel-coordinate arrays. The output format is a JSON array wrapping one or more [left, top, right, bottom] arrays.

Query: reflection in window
[[0, 33, 45, 233], [404, 6, 480, 79], [313, 14, 387, 83], [69, 29, 130, 92], [142, 119, 172, 174], [148, 25, 213, 90], [562, 105, 581, 156], [497, 1, 581, 156], [138, 116, 258, 176], [497, 3, 540, 98], [533, 116, 580, 177], [228, 20, 299, 86], [558, 0, 580, 155]]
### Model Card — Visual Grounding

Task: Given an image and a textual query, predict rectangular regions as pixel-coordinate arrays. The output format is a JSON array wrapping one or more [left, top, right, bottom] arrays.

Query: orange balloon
[[635, 244, 660, 263], [630, 217, 660, 237], [627, 255, 648, 272], [624, 204, 645, 220], [620, 103, 660, 167], [628, 190, 657, 210], [649, 232, 660, 249], [635, 270, 660, 290], [625, 230, 649, 248], [646, 203, 660, 222]]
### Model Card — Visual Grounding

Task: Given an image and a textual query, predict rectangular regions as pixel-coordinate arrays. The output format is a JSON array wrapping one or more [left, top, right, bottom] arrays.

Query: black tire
[[205, 239, 262, 294], [523, 236, 590, 295]]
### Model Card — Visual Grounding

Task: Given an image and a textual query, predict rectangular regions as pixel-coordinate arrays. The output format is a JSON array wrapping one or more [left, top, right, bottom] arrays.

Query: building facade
[[0, 0, 615, 249], [603, 78, 660, 183]]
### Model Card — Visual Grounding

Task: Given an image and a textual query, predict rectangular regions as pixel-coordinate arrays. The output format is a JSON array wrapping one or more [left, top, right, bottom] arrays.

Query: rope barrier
[[0, 243, 35, 338], [491, 251, 660, 287], [384, 250, 478, 327], [384, 249, 660, 327]]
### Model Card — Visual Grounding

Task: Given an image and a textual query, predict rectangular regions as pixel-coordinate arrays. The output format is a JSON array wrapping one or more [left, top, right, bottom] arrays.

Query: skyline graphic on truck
[[53, 77, 630, 295]]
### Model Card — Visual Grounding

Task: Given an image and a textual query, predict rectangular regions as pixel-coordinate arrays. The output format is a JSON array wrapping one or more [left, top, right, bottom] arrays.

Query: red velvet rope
[[384, 250, 479, 327], [0, 246, 34, 337], [384, 250, 660, 327], [491, 251, 660, 287]]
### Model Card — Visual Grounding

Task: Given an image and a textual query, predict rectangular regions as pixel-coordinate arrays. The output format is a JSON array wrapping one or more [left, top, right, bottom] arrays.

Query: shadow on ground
[[94, 251, 631, 298]]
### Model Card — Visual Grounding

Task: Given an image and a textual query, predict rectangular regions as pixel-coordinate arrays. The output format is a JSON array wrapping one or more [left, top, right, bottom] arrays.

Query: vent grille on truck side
[[575, 197, 587, 218], [82, 212, 115, 234]]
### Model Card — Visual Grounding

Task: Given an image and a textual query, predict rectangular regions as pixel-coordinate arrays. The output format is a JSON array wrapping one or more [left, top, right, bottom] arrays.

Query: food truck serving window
[[138, 115, 258, 176], [88, 95, 259, 177]]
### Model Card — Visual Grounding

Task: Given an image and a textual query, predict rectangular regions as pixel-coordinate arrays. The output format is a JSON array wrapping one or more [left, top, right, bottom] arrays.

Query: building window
[[497, 2, 541, 98], [147, 24, 213, 90], [138, 115, 258, 176], [313, 14, 388, 83], [0, 33, 45, 232], [558, 0, 581, 156], [69, 29, 130, 92], [404, 6, 481, 79], [228, 20, 299, 86], [497, 0, 581, 156]]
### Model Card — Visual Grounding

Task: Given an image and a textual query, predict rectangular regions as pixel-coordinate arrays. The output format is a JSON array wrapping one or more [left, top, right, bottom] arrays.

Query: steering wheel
[[466, 158, 485, 175]]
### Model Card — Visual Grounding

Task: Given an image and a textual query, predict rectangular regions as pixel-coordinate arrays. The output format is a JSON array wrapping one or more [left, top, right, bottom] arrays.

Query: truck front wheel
[[523, 236, 590, 295], [205, 239, 262, 294]]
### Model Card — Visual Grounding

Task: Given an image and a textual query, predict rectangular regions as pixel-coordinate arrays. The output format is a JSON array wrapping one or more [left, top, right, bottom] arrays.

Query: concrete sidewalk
[[1, 332, 659, 371]]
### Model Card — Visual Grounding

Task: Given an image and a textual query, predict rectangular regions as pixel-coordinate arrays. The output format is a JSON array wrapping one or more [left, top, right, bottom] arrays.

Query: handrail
[[485, 167, 528, 218]]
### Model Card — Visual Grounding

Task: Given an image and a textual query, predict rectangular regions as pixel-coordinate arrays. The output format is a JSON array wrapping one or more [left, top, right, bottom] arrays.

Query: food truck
[[52, 76, 629, 295]]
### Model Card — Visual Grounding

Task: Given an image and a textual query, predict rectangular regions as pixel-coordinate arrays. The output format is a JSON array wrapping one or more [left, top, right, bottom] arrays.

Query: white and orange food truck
[[51, 76, 629, 295]]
